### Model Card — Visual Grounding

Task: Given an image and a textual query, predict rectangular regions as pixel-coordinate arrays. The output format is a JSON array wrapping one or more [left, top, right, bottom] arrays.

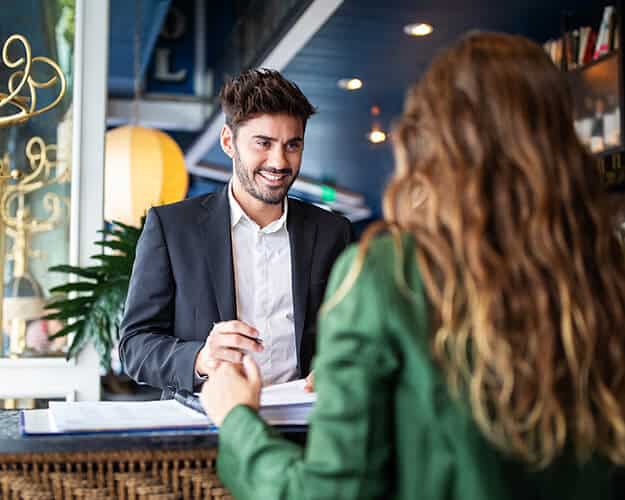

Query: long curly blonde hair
[[359, 32, 625, 467]]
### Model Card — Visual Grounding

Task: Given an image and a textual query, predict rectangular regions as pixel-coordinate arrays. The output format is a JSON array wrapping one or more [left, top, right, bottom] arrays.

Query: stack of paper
[[21, 378, 316, 436], [258, 378, 316, 425]]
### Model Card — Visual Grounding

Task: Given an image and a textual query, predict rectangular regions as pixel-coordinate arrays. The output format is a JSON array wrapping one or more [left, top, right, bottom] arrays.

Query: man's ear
[[220, 125, 235, 158]]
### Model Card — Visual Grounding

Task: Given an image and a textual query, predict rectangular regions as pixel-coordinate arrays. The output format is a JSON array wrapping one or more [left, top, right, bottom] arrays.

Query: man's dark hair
[[219, 68, 316, 133]]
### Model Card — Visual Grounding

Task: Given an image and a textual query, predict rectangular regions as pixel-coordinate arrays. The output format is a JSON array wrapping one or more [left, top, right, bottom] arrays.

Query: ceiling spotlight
[[367, 129, 387, 144], [403, 23, 433, 37], [338, 78, 363, 90]]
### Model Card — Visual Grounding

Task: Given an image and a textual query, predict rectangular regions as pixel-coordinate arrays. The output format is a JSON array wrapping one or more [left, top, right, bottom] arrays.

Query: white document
[[48, 400, 211, 432], [193, 378, 317, 406], [258, 378, 316, 425], [260, 378, 316, 406], [259, 404, 313, 426], [20, 409, 53, 435]]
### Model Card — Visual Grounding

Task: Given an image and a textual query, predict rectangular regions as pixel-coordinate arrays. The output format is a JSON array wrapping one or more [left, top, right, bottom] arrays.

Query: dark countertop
[[0, 410, 306, 455]]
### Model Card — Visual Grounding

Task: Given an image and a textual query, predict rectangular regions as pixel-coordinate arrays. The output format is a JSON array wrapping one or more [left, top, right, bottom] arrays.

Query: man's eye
[[286, 142, 302, 152], [256, 140, 270, 148]]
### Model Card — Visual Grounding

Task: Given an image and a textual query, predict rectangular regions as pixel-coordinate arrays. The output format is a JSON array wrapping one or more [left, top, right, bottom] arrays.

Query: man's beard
[[233, 147, 296, 205]]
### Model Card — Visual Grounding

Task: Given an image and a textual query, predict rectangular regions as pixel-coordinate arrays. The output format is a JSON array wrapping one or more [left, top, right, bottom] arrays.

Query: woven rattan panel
[[0, 448, 232, 500]]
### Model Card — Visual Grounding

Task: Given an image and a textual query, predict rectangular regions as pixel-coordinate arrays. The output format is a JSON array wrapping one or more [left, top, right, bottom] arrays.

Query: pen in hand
[[198, 321, 264, 374], [240, 333, 263, 345]]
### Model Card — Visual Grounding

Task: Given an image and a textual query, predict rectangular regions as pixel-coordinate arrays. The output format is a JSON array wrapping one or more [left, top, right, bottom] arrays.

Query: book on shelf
[[543, 5, 617, 69], [594, 5, 616, 59], [583, 29, 598, 64]]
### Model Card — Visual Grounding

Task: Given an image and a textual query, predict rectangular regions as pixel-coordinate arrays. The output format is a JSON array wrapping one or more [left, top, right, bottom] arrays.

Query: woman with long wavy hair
[[200, 32, 625, 499]]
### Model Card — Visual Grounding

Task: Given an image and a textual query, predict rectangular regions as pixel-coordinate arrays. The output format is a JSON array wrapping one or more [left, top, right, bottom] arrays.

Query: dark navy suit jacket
[[118, 186, 353, 398]]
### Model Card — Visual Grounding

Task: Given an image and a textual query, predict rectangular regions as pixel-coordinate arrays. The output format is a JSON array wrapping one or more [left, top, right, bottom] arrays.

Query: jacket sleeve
[[217, 244, 400, 499], [118, 207, 203, 393]]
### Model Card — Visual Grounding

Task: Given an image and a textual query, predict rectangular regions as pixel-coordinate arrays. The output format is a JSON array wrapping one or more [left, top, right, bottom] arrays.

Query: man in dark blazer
[[119, 69, 353, 398]]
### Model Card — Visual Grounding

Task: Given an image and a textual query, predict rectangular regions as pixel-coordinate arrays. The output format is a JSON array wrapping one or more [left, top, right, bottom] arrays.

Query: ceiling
[[108, 0, 171, 97], [108, 0, 607, 218]]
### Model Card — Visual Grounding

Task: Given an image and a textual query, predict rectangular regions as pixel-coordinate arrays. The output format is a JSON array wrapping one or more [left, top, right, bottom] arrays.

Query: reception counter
[[0, 410, 306, 499]]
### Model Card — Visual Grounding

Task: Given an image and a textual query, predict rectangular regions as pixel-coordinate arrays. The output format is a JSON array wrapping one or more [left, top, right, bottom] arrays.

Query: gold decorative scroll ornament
[[0, 34, 67, 128], [0, 152, 21, 180], [2, 137, 68, 358], [2, 137, 69, 278]]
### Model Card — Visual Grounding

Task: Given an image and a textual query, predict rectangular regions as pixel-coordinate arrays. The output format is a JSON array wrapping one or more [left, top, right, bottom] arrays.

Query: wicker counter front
[[0, 410, 307, 499]]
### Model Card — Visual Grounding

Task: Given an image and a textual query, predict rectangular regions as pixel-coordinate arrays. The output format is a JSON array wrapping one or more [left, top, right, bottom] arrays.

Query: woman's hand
[[304, 370, 314, 392], [200, 355, 262, 426]]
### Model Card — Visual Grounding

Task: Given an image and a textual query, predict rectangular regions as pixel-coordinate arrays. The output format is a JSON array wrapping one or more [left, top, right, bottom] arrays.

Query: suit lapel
[[199, 186, 237, 321], [288, 199, 317, 360]]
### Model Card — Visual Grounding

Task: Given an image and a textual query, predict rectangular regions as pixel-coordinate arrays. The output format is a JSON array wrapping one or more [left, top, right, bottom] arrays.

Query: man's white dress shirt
[[227, 184, 298, 386]]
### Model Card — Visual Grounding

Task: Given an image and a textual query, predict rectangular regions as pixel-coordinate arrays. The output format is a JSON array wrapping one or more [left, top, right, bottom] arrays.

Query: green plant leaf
[[48, 320, 83, 340], [100, 221, 141, 239], [44, 296, 93, 318], [49, 282, 98, 294], [90, 254, 129, 268], [93, 240, 133, 253], [44, 310, 86, 321], [111, 219, 143, 234], [67, 328, 88, 360], [48, 264, 101, 280], [45, 296, 93, 309], [99, 227, 134, 241]]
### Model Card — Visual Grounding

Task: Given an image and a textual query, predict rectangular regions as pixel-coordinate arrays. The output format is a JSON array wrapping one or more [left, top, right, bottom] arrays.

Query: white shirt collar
[[228, 181, 288, 234]]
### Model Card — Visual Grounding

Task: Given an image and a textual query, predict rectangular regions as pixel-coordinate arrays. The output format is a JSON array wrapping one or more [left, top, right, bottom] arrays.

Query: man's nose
[[268, 146, 288, 168]]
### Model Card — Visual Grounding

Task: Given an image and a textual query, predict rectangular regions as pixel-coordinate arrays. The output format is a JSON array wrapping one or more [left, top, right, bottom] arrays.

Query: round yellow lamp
[[104, 125, 188, 227]]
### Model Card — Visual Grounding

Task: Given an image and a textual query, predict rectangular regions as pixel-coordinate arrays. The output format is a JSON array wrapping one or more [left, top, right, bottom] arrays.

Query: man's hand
[[195, 320, 263, 376], [304, 370, 314, 392], [200, 355, 261, 426]]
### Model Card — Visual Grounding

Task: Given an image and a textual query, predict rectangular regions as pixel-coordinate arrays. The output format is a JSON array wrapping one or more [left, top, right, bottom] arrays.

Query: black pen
[[212, 322, 263, 345], [241, 333, 264, 345], [174, 389, 207, 416]]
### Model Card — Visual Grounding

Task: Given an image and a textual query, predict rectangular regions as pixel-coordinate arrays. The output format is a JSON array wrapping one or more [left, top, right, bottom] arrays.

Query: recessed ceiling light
[[367, 130, 387, 144], [337, 78, 363, 90], [403, 23, 433, 37]]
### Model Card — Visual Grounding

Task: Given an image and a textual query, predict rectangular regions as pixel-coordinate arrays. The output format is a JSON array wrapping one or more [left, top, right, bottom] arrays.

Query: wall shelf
[[569, 50, 619, 73]]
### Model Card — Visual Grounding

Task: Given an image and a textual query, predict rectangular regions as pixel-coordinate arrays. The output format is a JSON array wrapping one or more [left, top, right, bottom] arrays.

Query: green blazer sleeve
[[217, 240, 406, 499]]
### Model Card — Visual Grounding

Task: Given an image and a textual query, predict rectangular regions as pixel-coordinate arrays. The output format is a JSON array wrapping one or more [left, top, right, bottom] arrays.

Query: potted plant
[[44, 219, 144, 371]]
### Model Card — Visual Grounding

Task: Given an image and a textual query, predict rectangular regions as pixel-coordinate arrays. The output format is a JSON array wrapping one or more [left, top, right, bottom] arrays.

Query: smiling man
[[119, 69, 353, 397]]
